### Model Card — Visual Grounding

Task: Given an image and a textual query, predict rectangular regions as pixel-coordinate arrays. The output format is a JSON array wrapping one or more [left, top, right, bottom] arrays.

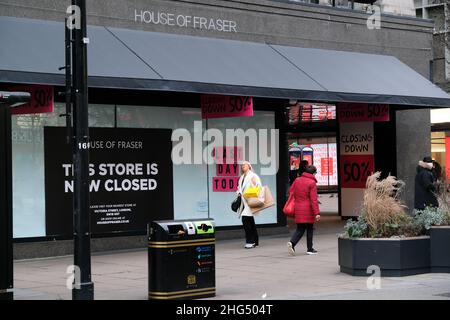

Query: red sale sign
[[340, 155, 374, 188], [338, 103, 389, 123], [321, 158, 333, 176], [212, 177, 240, 192], [216, 164, 239, 177], [213, 146, 243, 164], [201, 94, 253, 119], [9, 85, 54, 115]]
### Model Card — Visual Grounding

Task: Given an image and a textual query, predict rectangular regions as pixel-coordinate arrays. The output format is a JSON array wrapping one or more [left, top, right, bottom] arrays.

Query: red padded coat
[[289, 173, 320, 224]]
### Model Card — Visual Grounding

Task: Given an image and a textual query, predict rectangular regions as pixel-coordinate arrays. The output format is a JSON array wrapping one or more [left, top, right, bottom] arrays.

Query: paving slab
[[12, 216, 450, 300]]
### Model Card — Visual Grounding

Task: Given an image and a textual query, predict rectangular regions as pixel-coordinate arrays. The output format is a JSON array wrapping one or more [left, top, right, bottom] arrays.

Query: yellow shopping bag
[[243, 186, 261, 198]]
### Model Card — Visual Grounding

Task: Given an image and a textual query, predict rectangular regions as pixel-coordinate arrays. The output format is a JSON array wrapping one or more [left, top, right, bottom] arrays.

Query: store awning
[[1, 16, 450, 106]]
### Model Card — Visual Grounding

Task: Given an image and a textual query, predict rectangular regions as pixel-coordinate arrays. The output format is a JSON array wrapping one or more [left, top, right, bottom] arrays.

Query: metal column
[[0, 106, 13, 300]]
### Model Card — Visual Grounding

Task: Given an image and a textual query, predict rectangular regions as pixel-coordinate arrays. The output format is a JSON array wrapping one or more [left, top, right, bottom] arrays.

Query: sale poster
[[310, 143, 337, 186], [9, 85, 54, 115], [338, 103, 389, 123], [212, 147, 241, 192], [340, 154, 375, 188], [212, 177, 240, 192], [339, 122, 374, 155], [201, 95, 253, 119], [339, 121, 374, 217]]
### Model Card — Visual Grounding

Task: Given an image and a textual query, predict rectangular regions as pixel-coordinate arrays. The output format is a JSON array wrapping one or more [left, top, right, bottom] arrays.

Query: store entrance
[[285, 102, 339, 218]]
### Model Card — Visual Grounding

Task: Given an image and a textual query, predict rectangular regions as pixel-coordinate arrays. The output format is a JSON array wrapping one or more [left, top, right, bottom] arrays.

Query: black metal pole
[[65, 17, 73, 144], [71, 0, 94, 300], [0, 106, 13, 300]]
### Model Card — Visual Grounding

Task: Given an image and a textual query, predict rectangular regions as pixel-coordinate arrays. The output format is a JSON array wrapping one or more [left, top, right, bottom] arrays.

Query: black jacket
[[414, 164, 438, 210]]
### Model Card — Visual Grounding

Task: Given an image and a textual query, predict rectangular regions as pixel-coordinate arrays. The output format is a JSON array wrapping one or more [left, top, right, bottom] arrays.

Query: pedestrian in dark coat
[[286, 165, 320, 255], [414, 156, 438, 211]]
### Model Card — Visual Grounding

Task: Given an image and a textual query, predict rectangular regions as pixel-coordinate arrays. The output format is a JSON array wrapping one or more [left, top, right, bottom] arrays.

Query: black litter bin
[[148, 218, 215, 300]]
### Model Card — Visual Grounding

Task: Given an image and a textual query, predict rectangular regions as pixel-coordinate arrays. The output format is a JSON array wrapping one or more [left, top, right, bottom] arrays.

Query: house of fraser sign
[[134, 9, 238, 33]]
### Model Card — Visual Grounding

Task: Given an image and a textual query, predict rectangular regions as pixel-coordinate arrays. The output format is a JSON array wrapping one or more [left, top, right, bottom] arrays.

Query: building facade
[[0, 0, 445, 258]]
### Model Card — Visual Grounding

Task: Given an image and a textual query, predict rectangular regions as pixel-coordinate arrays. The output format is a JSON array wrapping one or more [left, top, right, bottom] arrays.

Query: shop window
[[206, 112, 278, 227], [117, 106, 209, 222], [12, 104, 278, 238], [117, 107, 277, 227], [431, 131, 446, 178], [287, 103, 336, 125], [11, 104, 115, 238], [289, 136, 338, 192]]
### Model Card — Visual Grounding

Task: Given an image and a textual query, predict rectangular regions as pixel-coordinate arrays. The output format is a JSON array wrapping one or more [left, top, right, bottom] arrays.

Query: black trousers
[[242, 216, 259, 245], [290, 223, 314, 251]]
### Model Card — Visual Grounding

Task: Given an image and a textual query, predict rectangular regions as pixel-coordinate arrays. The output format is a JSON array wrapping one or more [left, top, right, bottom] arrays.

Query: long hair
[[240, 161, 253, 175]]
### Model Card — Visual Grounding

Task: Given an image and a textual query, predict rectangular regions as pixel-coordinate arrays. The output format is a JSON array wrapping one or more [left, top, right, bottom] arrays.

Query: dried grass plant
[[363, 172, 408, 236]]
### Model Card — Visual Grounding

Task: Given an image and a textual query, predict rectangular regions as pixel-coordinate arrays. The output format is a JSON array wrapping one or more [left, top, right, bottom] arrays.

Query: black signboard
[[44, 127, 174, 236]]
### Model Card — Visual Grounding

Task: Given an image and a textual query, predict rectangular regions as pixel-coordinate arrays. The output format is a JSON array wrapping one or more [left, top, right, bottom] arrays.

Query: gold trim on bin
[[149, 287, 216, 300], [148, 238, 215, 249]]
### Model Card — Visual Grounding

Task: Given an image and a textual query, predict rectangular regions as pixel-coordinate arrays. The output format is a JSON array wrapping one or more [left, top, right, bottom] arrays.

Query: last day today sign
[[44, 127, 174, 237]]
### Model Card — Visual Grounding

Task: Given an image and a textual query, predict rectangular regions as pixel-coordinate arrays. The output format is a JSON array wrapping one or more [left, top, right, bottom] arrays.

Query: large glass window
[[12, 104, 278, 238], [12, 103, 115, 238], [288, 136, 338, 191], [431, 108, 450, 179], [206, 112, 278, 227], [117, 106, 209, 222], [431, 131, 446, 178]]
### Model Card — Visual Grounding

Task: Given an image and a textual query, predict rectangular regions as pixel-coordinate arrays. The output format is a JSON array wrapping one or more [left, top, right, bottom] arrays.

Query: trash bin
[[148, 218, 215, 300]]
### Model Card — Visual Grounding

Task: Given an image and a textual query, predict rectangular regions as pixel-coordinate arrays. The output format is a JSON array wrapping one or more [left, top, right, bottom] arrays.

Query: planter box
[[338, 236, 430, 277], [430, 226, 450, 273]]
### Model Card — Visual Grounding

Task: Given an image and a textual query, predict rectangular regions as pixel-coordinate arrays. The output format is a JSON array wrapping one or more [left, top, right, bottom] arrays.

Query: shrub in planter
[[415, 181, 450, 273], [339, 172, 430, 276], [413, 206, 450, 232]]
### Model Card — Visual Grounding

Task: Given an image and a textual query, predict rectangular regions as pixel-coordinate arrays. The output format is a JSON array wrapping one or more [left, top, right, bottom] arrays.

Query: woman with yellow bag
[[236, 161, 262, 249]]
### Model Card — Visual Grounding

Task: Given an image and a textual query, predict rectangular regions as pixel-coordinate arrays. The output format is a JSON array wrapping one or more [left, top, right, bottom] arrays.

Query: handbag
[[243, 186, 261, 198], [246, 186, 265, 208], [283, 193, 295, 216], [231, 194, 242, 212], [251, 186, 275, 215]]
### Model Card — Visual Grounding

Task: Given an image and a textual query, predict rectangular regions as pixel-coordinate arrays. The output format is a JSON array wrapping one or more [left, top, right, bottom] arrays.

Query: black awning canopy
[[1, 16, 449, 107]]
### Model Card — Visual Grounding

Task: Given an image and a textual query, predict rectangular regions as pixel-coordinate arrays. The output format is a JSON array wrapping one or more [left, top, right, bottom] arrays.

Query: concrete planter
[[338, 236, 430, 277], [430, 226, 450, 273]]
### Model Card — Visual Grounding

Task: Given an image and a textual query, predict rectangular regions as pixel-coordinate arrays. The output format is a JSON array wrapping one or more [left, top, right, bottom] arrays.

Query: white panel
[[341, 188, 365, 217], [339, 122, 374, 155]]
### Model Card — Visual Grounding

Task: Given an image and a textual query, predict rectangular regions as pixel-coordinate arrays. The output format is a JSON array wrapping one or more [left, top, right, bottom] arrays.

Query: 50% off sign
[[340, 155, 374, 188]]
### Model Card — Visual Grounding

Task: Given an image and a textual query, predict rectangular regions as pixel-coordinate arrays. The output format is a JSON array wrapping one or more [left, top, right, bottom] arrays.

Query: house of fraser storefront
[[1, 0, 450, 262]]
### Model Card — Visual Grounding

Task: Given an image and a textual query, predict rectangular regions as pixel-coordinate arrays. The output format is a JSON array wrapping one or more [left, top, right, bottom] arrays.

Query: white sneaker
[[287, 242, 295, 256], [244, 243, 256, 249]]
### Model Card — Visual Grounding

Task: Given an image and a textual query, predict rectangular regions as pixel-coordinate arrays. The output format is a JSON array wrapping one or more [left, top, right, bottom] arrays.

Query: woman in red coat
[[287, 165, 321, 255]]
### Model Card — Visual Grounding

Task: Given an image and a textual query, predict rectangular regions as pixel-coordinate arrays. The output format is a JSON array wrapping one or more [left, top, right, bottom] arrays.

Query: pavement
[[12, 214, 450, 300]]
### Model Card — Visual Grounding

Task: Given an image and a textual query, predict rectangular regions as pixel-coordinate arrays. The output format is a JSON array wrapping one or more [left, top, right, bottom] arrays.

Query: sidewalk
[[13, 216, 450, 300]]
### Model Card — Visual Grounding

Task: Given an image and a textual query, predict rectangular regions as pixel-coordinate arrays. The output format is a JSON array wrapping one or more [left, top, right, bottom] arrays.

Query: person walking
[[286, 165, 320, 255], [414, 156, 439, 211], [237, 161, 262, 249]]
